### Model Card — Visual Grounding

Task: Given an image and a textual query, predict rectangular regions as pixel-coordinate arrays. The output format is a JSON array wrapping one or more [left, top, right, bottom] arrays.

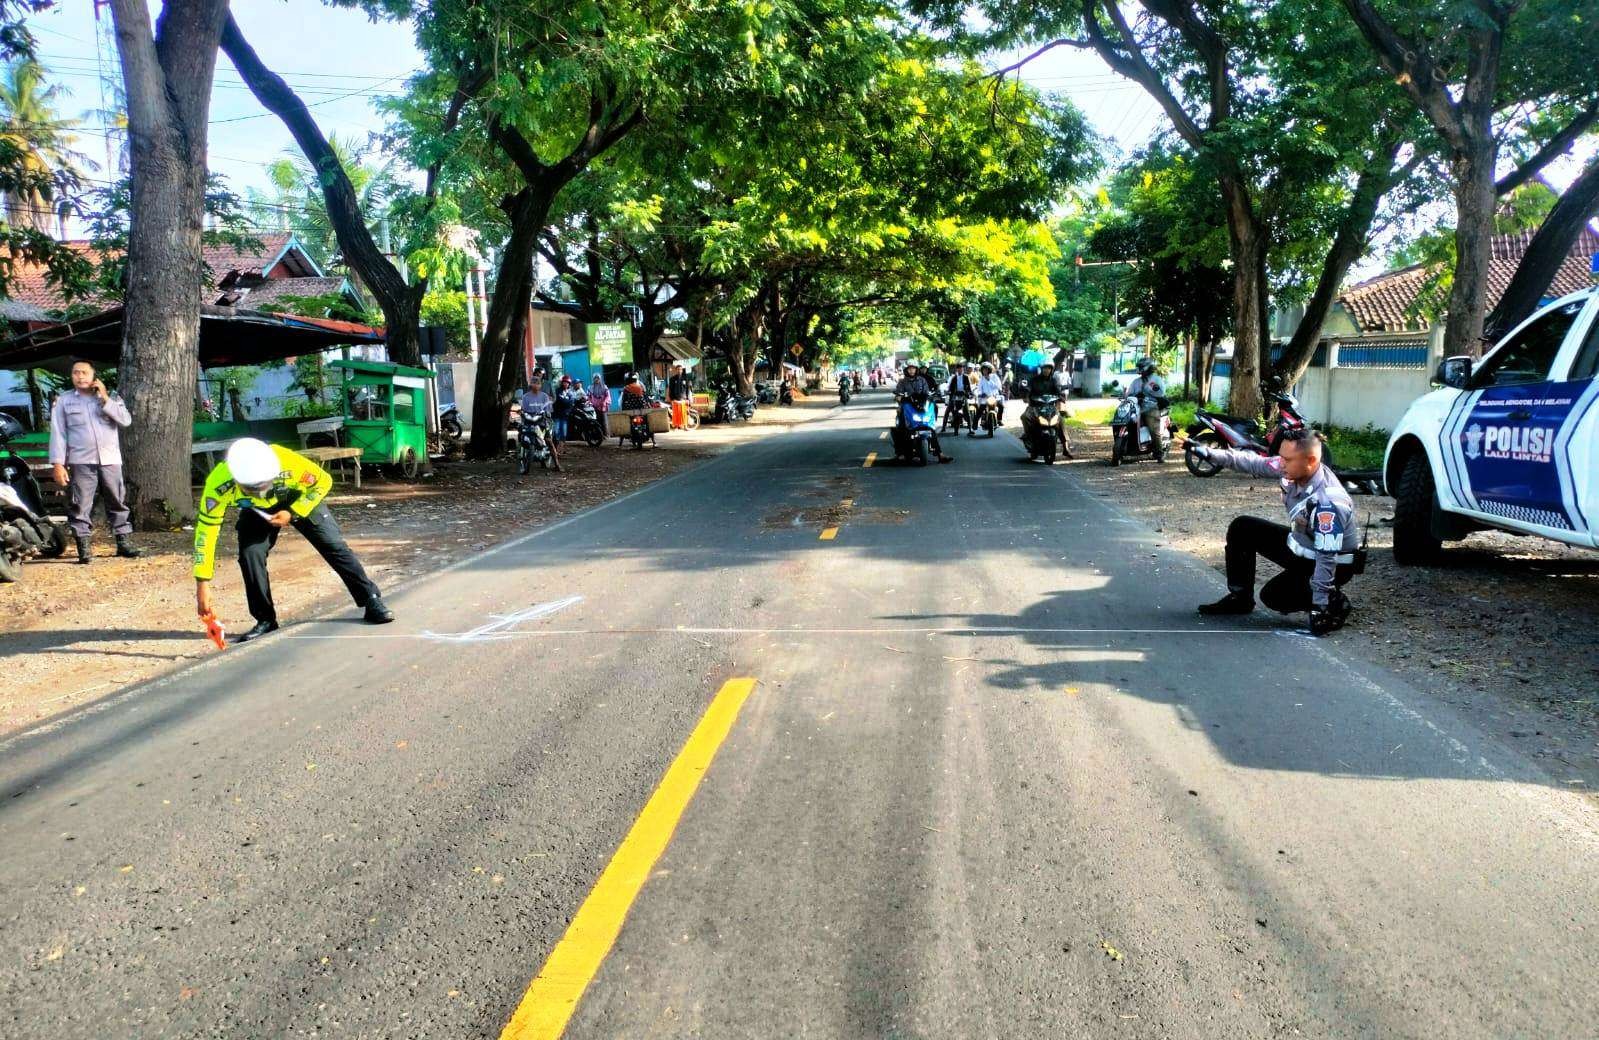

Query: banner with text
[[587, 322, 633, 367]]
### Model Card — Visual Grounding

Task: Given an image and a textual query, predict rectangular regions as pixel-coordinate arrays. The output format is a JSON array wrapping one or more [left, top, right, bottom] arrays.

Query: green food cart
[[326, 359, 434, 479]]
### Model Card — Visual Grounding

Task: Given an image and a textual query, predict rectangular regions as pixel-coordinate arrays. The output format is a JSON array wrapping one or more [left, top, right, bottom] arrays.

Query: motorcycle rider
[[193, 438, 392, 642], [893, 362, 953, 463], [1190, 428, 1359, 635], [1020, 360, 1073, 459], [620, 371, 648, 411], [943, 362, 973, 433], [1125, 357, 1168, 462], [973, 361, 1004, 433]]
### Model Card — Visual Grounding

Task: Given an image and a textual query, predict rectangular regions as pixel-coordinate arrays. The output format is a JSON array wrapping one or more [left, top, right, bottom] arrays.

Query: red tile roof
[[1340, 226, 1599, 333], [3, 233, 313, 314]]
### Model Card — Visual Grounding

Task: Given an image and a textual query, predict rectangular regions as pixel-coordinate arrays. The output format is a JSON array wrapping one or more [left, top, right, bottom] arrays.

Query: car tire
[[1392, 452, 1443, 566]]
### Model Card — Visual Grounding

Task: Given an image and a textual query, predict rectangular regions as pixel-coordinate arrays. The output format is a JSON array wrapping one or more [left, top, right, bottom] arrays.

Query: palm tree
[[0, 59, 87, 235], [245, 133, 399, 270]]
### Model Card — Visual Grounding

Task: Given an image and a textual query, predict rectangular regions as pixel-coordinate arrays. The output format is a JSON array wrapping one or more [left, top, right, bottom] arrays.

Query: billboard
[[587, 322, 633, 367]]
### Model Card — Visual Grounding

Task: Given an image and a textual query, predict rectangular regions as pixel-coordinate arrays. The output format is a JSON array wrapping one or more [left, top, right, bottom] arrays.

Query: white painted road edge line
[[282, 625, 1285, 640]]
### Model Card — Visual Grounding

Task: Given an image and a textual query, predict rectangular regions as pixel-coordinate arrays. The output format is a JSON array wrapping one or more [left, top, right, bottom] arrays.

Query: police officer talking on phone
[[1188, 428, 1361, 635]]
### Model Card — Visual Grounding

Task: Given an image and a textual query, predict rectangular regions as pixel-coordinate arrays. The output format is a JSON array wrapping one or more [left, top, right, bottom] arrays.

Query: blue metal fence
[[1335, 339, 1429, 368]]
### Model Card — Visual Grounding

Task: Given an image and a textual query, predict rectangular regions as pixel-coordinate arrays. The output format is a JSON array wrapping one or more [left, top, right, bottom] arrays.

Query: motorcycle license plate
[[1138, 427, 1150, 444]]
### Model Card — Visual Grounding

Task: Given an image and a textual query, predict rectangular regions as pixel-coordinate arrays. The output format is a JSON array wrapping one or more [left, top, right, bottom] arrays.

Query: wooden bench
[[299, 446, 364, 489]]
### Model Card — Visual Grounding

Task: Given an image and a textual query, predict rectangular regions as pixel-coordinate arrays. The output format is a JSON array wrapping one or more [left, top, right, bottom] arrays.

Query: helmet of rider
[[904, 361, 919, 373], [980, 362, 993, 373], [1135, 356, 1157, 376], [1039, 358, 1055, 370], [225, 438, 280, 492], [0, 411, 23, 445]]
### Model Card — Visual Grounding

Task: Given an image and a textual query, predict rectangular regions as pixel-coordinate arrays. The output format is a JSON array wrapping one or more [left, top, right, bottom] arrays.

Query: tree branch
[[1496, 101, 1599, 195]]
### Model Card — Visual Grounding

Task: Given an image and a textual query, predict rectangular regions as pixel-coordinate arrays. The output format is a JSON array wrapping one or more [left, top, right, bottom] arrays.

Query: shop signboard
[[587, 322, 632, 366]]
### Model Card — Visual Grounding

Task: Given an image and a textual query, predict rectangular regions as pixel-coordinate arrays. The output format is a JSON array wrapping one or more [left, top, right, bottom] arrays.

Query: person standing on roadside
[[49, 359, 142, 564]]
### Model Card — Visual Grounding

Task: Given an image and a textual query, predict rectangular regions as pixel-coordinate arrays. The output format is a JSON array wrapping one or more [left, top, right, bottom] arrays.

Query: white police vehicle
[[1384, 286, 1599, 564]]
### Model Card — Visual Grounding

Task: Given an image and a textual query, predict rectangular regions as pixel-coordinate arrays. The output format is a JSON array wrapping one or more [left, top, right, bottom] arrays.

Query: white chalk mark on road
[[420, 595, 584, 642]]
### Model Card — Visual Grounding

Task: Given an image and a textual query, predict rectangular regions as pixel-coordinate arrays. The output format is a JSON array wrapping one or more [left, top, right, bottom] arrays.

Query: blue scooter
[[890, 390, 940, 466]]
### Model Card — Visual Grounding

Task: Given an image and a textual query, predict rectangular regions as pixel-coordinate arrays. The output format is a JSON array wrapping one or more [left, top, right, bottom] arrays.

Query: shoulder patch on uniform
[[1313, 506, 1344, 551], [215, 479, 235, 495], [204, 496, 219, 511]]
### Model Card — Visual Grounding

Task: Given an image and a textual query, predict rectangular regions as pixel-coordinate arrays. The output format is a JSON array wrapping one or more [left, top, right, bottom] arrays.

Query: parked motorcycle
[[1109, 395, 1173, 466], [566, 394, 606, 447], [779, 383, 794, 406], [713, 379, 758, 423], [437, 403, 463, 442], [516, 413, 560, 474], [1183, 385, 1330, 477], [890, 390, 939, 466], [0, 414, 66, 582]]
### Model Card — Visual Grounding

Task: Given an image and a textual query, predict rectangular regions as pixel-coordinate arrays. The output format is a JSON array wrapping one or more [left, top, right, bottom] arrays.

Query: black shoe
[[1198, 590, 1255, 616], [938, 454, 955, 464], [234, 619, 279, 643], [74, 535, 90, 565], [114, 535, 142, 558], [363, 598, 395, 624]]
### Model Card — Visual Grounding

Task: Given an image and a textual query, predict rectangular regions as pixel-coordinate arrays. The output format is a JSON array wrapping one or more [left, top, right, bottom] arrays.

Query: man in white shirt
[[973, 362, 1005, 433]]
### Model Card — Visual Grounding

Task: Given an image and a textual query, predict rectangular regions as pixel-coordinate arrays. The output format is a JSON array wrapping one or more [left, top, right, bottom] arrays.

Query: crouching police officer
[[193, 438, 394, 642], [1189, 428, 1361, 635]]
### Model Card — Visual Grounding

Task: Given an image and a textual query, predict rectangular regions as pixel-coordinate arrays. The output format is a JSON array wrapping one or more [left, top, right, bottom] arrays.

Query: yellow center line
[[819, 527, 839, 540], [863, 452, 877, 468], [498, 676, 760, 1040]]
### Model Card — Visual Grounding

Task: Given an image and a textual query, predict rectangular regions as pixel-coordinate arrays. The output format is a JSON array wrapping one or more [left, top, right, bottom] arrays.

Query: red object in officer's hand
[[201, 611, 226, 650]]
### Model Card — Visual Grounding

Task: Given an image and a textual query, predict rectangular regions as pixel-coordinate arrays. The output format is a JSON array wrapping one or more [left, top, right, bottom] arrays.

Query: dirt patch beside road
[[0, 401, 834, 737], [1062, 423, 1599, 792]]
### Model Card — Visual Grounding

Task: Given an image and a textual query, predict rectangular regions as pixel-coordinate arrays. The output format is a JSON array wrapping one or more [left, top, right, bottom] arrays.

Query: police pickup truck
[[1384, 287, 1599, 564]]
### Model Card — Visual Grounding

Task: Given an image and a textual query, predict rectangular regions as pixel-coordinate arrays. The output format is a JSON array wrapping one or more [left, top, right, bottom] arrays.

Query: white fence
[[1210, 327, 1443, 432]]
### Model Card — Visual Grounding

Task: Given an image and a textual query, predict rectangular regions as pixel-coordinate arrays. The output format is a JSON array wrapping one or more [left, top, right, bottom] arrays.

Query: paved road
[[3, 392, 1597, 1039]]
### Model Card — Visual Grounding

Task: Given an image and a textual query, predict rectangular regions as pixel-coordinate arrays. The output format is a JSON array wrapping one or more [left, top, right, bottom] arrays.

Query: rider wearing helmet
[[893, 362, 952, 462], [620, 371, 648, 411], [193, 438, 393, 642], [1126, 357, 1168, 463], [974, 361, 1004, 429], [1021, 359, 1073, 459]]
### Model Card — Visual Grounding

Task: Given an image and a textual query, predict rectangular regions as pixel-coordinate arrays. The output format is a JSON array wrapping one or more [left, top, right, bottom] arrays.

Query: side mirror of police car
[[1435, 355, 1472, 390]]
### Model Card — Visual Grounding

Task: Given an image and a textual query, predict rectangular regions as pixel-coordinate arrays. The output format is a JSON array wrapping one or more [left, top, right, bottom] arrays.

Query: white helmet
[[226, 438, 280, 487]]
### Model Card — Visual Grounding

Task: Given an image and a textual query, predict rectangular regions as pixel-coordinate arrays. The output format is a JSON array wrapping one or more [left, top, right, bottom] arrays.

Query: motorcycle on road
[[1022, 393, 1067, 464], [1109, 396, 1173, 466], [516, 413, 561, 474], [890, 390, 940, 466]]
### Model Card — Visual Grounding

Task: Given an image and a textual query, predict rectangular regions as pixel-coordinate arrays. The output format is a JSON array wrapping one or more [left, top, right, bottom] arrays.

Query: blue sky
[[27, 1, 422, 200]]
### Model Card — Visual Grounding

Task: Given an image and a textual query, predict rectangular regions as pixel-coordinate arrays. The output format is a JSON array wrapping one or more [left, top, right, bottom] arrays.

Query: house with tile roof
[[1233, 226, 1599, 433], [0, 233, 374, 423], [1, 232, 367, 317]]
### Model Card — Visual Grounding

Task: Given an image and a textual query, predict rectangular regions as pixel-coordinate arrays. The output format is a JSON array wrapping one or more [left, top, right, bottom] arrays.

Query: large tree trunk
[[1220, 177, 1267, 419], [1485, 155, 1599, 338], [220, 15, 423, 365], [109, 0, 229, 527], [467, 188, 549, 459], [1272, 139, 1406, 387], [1446, 135, 1499, 358]]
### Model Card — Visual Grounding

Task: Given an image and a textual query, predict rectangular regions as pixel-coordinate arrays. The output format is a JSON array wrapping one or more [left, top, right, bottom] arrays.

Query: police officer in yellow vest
[[193, 438, 394, 642]]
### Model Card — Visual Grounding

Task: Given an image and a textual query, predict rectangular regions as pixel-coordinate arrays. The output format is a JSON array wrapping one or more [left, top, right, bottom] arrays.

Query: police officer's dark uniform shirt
[[1206, 449, 1359, 607]]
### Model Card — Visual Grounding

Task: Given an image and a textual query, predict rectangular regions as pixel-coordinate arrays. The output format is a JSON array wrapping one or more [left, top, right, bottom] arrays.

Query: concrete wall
[[1295, 365, 1432, 432]]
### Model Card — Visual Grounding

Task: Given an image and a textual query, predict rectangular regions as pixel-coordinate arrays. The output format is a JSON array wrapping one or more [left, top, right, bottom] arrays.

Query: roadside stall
[[0, 304, 387, 487], [324, 359, 435, 479]]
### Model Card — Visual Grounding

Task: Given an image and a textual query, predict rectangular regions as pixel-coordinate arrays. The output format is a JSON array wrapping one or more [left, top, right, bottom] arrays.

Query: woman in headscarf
[[588, 374, 610, 414]]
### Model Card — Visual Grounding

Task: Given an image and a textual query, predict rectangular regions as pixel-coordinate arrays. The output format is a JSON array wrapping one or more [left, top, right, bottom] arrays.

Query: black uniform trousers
[[1225, 515, 1354, 614], [237, 505, 381, 624]]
